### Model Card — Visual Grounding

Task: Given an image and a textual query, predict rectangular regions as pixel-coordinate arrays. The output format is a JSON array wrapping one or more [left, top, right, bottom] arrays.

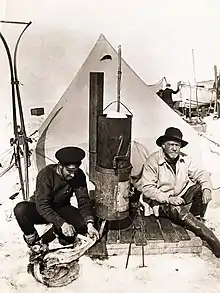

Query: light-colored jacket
[[134, 149, 212, 216]]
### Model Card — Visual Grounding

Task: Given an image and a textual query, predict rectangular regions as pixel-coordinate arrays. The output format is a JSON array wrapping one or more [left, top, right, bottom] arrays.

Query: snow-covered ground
[[1, 116, 220, 292], [1, 166, 220, 293]]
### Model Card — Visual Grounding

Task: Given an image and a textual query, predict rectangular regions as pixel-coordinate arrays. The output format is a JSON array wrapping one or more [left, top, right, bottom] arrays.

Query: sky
[[0, 0, 220, 127]]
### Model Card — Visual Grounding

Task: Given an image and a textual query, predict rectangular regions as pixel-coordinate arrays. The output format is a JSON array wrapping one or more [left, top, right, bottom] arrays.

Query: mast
[[192, 49, 197, 85], [214, 65, 218, 115], [192, 49, 199, 117], [188, 80, 192, 119]]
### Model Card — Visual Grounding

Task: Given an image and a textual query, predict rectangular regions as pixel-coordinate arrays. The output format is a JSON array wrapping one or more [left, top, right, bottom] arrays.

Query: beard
[[168, 152, 179, 159], [164, 151, 179, 162]]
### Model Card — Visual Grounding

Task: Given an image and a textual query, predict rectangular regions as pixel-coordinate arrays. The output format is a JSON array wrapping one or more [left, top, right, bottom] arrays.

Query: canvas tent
[[147, 77, 166, 94], [34, 34, 220, 187]]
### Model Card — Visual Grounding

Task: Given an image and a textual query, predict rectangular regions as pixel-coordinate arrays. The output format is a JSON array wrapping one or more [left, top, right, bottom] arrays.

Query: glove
[[61, 222, 76, 237]]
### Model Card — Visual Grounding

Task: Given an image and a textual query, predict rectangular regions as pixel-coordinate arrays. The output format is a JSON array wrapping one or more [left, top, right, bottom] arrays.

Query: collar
[[158, 149, 185, 166]]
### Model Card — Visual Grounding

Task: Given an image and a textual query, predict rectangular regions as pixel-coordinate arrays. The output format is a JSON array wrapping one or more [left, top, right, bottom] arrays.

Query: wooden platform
[[105, 215, 202, 256]]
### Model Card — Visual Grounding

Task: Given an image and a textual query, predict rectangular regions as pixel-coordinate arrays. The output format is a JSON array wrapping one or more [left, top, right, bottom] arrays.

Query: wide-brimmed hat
[[55, 146, 85, 165], [156, 127, 188, 148]]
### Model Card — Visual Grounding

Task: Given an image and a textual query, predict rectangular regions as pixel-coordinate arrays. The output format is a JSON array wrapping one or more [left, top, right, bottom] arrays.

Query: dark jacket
[[30, 164, 94, 229], [156, 89, 164, 98], [161, 87, 179, 107]]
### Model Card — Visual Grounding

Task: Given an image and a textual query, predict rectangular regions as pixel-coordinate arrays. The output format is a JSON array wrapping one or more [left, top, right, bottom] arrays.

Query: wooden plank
[[159, 218, 179, 243], [87, 235, 108, 259], [107, 235, 202, 250], [172, 223, 191, 241], [107, 242, 202, 256], [118, 228, 134, 244], [144, 215, 164, 241]]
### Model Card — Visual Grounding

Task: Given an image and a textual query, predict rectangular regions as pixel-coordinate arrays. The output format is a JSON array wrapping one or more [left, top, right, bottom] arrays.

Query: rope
[[0, 163, 15, 178], [0, 146, 13, 158], [35, 150, 56, 164], [199, 133, 220, 148], [198, 133, 220, 190], [103, 101, 133, 116]]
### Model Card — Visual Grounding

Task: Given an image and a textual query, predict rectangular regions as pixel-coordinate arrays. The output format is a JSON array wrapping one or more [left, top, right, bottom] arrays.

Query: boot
[[183, 213, 220, 258], [199, 204, 208, 222], [24, 231, 48, 255]]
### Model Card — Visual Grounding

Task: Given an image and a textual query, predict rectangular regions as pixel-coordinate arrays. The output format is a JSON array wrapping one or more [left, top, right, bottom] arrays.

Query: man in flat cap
[[135, 127, 220, 257], [14, 146, 99, 253]]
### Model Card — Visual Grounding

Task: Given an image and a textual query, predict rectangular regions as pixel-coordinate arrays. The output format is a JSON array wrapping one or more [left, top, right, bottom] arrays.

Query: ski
[[0, 21, 32, 200]]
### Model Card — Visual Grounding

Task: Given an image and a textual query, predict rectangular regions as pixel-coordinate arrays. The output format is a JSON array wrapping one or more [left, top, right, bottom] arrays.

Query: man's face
[[62, 164, 79, 180], [162, 140, 181, 159]]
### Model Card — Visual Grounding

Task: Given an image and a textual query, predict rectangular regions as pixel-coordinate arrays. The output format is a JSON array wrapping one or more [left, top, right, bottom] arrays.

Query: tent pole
[[116, 45, 122, 112]]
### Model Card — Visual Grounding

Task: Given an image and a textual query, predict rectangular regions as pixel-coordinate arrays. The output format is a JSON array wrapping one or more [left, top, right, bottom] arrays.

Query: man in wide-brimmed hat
[[137, 127, 220, 257], [14, 146, 99, 253]]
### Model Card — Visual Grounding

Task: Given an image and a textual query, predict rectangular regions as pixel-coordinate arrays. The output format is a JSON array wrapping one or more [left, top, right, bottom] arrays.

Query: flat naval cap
[[55, 146, 85, 165]]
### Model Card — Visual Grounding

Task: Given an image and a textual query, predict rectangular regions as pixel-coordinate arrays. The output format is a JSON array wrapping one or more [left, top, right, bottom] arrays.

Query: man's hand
[[168, 196, 185, 206], [87, 222, 99, 240], [61, 222, 76, 237], [202, 189, 212, 204], [177, 81, 182, 87]]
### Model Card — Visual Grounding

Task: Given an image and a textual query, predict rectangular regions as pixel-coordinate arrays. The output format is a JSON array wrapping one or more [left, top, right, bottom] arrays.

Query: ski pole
[[125, 228, 135, 269]]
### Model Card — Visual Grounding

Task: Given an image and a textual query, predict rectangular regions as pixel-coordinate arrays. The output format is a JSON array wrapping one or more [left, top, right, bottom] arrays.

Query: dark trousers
[[14, 201, 87, 239], [159, 183, 208, 223]]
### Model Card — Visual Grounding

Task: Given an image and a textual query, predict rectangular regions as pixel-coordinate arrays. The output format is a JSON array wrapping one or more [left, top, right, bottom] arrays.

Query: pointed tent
[[35, 34, 219, 185]]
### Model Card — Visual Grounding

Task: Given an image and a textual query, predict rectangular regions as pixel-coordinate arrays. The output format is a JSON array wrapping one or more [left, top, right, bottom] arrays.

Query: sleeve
[[140, 157, 170, 203], [74, 172, 95, 224], [156, 90, 163, 97], [35, 168, 66, 229], [172, 87, 180, 94], [187, 157, 212, 191]]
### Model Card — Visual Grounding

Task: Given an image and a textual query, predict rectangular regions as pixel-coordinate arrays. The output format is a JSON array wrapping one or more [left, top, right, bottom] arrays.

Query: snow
[[1, 184, 220, 293], [1, 118, 220, 292]]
